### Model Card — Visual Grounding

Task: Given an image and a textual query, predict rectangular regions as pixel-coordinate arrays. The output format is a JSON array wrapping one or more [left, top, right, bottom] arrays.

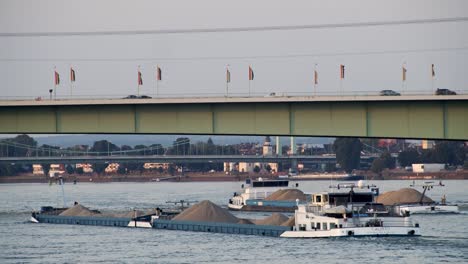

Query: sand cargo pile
[[172, 200, 239, 223], [376, 188, 433, 205], [59, 204, 99, 217], [254, 213, 289, 226], [265, 189, 307, 201]]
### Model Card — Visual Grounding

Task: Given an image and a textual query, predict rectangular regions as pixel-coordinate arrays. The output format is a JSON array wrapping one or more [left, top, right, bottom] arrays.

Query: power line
[[1, 17, 467, 37], [1, 46, 467, 62]]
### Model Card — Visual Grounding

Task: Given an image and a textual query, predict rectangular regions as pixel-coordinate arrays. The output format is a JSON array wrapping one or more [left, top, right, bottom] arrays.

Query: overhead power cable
[[1, 17, 467, 37], [1, 46, 467, 62]]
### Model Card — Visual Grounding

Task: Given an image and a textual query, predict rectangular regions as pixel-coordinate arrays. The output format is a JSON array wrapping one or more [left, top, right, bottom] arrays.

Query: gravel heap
[[59, 204, 99, 217], [237, 218, 255, 225], [264, 189, 307, 201], [376, 188, 434, 205], [254, 213, 289, 226], [281, 216, 295, 227], [172, 200, 239, 223]]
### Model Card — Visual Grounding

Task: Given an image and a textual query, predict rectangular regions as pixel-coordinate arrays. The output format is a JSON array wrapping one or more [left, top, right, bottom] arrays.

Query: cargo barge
[[31, 184, 421, 238]]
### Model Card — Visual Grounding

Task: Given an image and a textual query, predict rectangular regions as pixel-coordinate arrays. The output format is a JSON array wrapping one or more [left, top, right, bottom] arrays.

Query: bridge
[[0, 154, 379, 166], [0, 95, 467, 140]]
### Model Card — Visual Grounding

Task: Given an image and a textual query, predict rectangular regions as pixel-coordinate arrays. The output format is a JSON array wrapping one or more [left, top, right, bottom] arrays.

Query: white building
[[412, 163, 445, 173]]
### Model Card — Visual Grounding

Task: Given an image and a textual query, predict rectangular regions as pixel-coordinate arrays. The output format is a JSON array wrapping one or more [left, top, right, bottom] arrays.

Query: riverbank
[[0, 170, 467, 184]]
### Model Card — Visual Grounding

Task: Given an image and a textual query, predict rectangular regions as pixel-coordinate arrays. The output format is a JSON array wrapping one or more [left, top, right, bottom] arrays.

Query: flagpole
[[314, 64, 317, 97], [54, 66, 57, 100], [70, 67, 72, 98], [402, 62, 406, 95], [155, 65, 158, 97], [431, 64, 435, 94], [226, 65, 229, 97], [137, 65, 140, 96]]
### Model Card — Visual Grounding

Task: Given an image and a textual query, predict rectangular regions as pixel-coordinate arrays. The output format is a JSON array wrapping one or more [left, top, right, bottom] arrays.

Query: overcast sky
[[0, 0, 467, 99]]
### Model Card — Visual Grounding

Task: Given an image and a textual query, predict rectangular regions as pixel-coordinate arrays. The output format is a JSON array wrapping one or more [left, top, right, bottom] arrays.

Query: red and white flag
[[248, 66, 254, 80], [138, 69, 143, 85], [156, 66, 162, 81], [54, 70, 60, 85]]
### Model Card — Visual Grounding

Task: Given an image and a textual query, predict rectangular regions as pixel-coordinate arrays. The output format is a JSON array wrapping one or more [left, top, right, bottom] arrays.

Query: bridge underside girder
[[0, 101, 466, 140]]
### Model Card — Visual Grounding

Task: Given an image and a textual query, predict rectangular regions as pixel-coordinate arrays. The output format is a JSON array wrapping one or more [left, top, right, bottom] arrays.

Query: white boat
[[281, 182, 420, 238], [399, 204, 459, 215], [398, 181, 459, 215], [228, 178, 297, 211]]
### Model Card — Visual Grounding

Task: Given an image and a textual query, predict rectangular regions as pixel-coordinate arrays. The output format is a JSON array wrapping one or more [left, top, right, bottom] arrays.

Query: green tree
[[66, 164, 74, 174], [333, 138, 362, 173], [149, 144, 165, 155], [0, 164, 19, 176], [134, 145, 148, 155], [265, 164, 272, 173], [398, 149, 420, 167], [120, 145, 133, 154], [91, 140, 119, 155], [172, 138, 190, 155], [117, 166, 127, 174], [370, 158, 385, 174], [76, 167, 84, 175], [253, 165, 261, 173], [325, 163, 336, 172], [464, 161, 468, 170], [41, 163, 50, 177], [93, 163, 107, 174], [433, 141, 466, 165], [8, 134, 38, 157], [380, 152, 396, 169], [168, 165, 176, 176]]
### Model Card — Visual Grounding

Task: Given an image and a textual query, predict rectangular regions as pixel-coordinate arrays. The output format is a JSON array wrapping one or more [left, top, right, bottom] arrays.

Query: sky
[[0, 0, 467, 99]]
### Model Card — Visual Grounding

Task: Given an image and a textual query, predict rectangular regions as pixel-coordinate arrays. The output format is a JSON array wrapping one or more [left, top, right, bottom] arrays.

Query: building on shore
[[76, 163, 93, 173], [224, 136, 278, 174], [32, 164, 45, 175], [144, 163, 170, 170], [105, 163, 120, 173]]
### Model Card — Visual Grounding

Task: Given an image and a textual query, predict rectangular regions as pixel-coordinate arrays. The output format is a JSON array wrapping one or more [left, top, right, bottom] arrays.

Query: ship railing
[[357, 217, 416, 228], [304, 205, 324, 214]]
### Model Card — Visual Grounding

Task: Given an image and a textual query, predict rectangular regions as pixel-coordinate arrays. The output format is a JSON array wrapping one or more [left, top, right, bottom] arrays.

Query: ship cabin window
[[329, 223, 336, 229], [323, 195, 329, 203], [311, 222, 315, 229], [323, 223, 328, 230], [316, 223, 321, 230], [252, 180, 288, 188], [315, 195, 321, 203], [299, 224, 306, 231]]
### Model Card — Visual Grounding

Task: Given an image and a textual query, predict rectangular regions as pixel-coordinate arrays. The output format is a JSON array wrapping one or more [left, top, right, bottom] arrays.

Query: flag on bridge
[[248, 66, 254, 80], [138, 69, 143, 85], [314, 70, 318, 85], [402, 65, 407, 81], [54, 70, 60, 85], [340, 64, 345, 79], [431, 64, 435, 78], [156, 66, 162, 81], [70, 67, 76, 82], [226, 68, 231, 83]]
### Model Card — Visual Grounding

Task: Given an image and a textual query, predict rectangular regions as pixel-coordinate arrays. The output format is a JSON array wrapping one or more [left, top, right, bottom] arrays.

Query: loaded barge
[[31, 204, 292, 237], [31, 182, 421, 238]]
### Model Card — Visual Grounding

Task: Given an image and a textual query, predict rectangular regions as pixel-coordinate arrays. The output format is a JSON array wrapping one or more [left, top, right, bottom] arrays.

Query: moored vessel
[[228, 178, 304, 212], [280, 182, 420, 238]]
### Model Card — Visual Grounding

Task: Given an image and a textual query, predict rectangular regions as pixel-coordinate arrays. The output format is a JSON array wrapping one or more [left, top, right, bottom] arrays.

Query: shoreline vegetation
[[1, 170, 467, 184]]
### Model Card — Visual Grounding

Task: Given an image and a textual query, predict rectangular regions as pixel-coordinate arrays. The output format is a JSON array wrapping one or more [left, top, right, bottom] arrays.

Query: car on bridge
[[123, 95, 152, 99], [379, 90, 401, 96], [435, 88, 457, 95]]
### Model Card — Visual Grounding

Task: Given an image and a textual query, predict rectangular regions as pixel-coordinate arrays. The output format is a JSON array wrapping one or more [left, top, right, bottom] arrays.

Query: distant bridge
[[0, 95, 467, 140], [0, 154, 379, 165]]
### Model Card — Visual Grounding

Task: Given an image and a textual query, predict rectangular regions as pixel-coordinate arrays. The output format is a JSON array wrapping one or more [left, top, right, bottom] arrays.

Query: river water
[[1, 180, 467, 263]]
